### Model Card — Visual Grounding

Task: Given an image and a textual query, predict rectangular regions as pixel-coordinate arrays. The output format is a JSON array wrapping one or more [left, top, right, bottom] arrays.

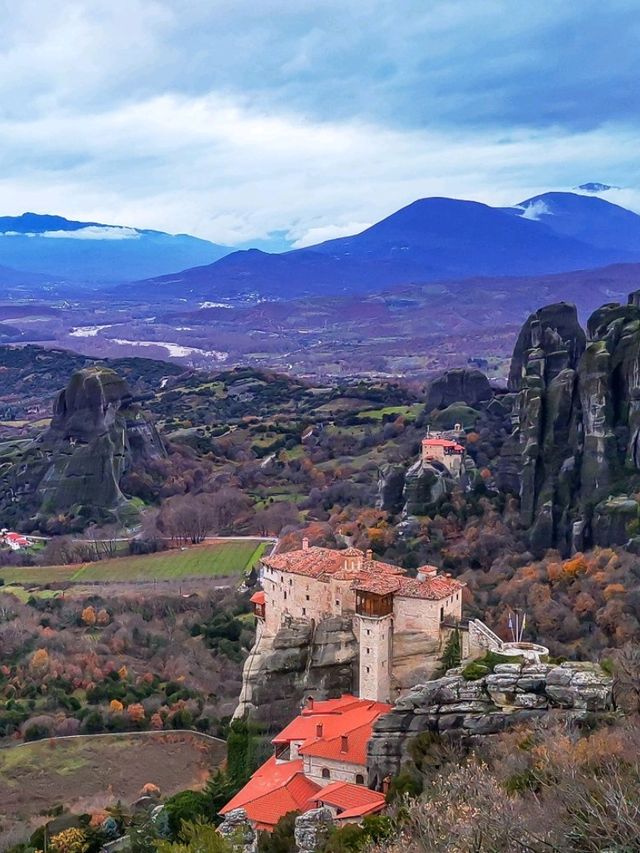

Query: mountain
[[129, 194, 640, 301], [510, 191, 640, 253], [0, 213, 232, 283]]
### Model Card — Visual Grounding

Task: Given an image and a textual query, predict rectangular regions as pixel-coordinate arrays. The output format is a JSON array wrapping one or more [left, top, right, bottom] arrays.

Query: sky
[[1, 0, 639, 249]]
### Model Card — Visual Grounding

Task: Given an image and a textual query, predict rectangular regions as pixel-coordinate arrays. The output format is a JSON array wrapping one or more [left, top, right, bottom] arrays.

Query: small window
[[322, 768, 330, 779], [302, 607, 306, 615], [284, 591, 287, 600], [335, 599, 339, 606], [355, 774, 364, 785], [366, 629, 370, 636], [289, 578, 292, 585], [440, 606, 444, 621], [366, 666, 370, 673], [306, 594, 310, 600], [366, 648, 370, 654]]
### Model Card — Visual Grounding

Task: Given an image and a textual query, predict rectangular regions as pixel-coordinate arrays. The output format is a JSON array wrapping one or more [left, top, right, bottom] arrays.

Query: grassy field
[[0, 540, 268, 585], [0, 732, 226, 844]]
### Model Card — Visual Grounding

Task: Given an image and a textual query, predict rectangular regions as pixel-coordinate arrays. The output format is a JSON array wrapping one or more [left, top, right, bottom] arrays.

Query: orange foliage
[[127, 703, 145, 722], [562, 554, 588, 575], [109, 699, 124, 713], [29, 648, 50, 675], [603, 583, 625, 600], [81, 606, 96, 626]]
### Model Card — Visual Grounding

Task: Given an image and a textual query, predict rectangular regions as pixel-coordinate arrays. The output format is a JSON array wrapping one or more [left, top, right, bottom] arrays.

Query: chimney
[[316, 723, 323, 737], [366, 549, 373, 562], [302, 537, 309, 551], [307, 696, 314, 710], [417, 565, 438, 582], [382, 775, 391, 795], [340, 735, 348, 753]]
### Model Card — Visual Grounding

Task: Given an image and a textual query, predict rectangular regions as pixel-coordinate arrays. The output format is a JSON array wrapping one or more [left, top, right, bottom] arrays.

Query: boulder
[[294, 808, 333, 853], [218, 808, 257, 853]]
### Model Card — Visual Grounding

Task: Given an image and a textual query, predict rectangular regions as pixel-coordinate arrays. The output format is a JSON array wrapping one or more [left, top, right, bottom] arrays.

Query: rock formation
[[294, 808, 333, 853], [234, 616, 359, 730], [367, 661, 612, 787], [426, 367, 492, 411], [218, 808, 257, 853], [506, 295, 640, 554], [2, 365, 165, 525]]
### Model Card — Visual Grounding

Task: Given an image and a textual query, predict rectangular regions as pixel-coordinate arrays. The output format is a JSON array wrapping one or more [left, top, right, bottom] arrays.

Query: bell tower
[[354, 589, 393, 702]]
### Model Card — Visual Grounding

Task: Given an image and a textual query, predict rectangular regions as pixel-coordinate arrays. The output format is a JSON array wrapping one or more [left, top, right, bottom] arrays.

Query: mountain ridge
[[128, 192, 640, 301]]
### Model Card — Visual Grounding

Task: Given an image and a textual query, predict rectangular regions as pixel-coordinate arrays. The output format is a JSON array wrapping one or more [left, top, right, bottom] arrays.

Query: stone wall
[[367, 661, 612, 788]]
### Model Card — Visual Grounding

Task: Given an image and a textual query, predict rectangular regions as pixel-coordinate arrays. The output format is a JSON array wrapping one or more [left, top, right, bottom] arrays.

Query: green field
[[0, 540, 269, 585]]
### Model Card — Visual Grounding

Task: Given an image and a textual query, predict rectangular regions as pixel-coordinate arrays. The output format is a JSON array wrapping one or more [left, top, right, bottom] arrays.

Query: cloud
[[0, 226, 141, 240], [0, 1, 638, 244], [516, 200, 552, 221], [291, 222, 373, 248]]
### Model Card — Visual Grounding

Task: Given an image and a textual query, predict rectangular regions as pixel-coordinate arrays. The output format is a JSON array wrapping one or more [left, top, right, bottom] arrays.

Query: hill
[[128, 193, 640, 300], [0, 213, 232, 283]]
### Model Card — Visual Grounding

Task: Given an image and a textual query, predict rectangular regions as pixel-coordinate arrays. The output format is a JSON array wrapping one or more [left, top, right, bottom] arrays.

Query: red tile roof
[[262, 547, 403, 582], [422, 438, 464, 451], [250, 591, 266, 605], [219, 756, 320, 830], [396, 574, 465, 600], [309, 781, 386, 818]]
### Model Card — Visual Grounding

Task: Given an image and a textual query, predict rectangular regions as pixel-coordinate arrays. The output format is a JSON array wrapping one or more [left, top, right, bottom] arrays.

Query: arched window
[[321, 768, 330, 780], [355, 774, 365, 785]]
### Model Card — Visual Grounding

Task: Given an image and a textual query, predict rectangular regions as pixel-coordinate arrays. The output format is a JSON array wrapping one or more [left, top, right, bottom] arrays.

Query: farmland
[[0, 732, 226, 845], [0, 539, 269, 586]]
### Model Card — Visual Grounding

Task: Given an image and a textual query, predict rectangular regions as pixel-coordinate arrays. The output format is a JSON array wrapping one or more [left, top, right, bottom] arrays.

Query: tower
[[354, 588, 393, 702]]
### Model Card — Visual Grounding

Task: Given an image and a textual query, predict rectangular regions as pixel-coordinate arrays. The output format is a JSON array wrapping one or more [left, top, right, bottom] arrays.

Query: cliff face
[[508, 295, 640, 554], [234, 616, 359, 730], [4, 366, 165, 525], [367, 661, 612, 788]]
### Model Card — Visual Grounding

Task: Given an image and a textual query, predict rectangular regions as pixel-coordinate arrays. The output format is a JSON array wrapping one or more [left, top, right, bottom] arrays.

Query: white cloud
[[290, 222, 373, 248], [0, 225, 141, 240], [0, 92, 638, 246], [517, 200, 552, 220]]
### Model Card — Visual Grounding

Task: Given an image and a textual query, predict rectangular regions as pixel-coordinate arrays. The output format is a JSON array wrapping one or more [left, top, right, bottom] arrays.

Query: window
[[366, 666, 370, 673], [335, 600, 339, 606], [366, 629, 370, 636], [306, 594, 310, 601], [289, 578, 293, 585], [355, 774, 364, 785], [284, 591, 287, 600], [322, 768, 330, 779], [366, 648, 370, 654], [302, 607, 306, 615], [440, 606, 444, 621]]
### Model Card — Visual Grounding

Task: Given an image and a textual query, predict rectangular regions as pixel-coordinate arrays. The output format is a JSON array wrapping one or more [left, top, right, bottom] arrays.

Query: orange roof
[[262, 547, 404, 582], [396, 574, 465, 600], [219, 756, 320, 830], [309, 781, 386, 818], [422, 438, 464, 450], [274, 697, 390, 750], [250, 591, 266, 605]]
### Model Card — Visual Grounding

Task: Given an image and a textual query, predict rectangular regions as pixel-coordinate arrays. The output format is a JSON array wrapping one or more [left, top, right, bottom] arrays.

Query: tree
[[81, 606, 97, 626], [164, 791, 211, 839], [156, 820, 232, 853], [436, 629, 461, 676]]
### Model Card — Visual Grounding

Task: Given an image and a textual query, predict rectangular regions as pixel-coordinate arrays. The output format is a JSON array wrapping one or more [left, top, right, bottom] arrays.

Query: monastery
[[251, 541, 464, 703], [219, 695, 389, 831]]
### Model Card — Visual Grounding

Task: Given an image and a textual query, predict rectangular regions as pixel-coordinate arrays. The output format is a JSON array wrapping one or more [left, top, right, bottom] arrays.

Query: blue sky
[[1, 0, 639, 248]]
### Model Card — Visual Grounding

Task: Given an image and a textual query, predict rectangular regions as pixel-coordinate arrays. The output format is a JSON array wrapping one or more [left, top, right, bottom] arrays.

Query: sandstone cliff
[[367, 661, 612, 787], [3, 366, 165, 526], [507, 295, 640, 554], [234, 616, 359, 730]]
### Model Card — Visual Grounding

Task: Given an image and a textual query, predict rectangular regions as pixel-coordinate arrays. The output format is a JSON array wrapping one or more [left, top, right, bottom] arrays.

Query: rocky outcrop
[[377, 463, 406, 513], [402, 458, 455, 516], [234, 616, 359, 730], [218, 808, 257, 853], [426, 368, 492, 410], [2, 366, 164, 525], [367, 661, 612, 787], [294, 808, 333, 853], [506, 296, 640, 554]]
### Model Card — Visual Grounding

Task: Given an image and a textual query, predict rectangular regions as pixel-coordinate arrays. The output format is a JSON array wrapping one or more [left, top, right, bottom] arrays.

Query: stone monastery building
[[253, 541, 464, 703], [220, 695, 389, 832]]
